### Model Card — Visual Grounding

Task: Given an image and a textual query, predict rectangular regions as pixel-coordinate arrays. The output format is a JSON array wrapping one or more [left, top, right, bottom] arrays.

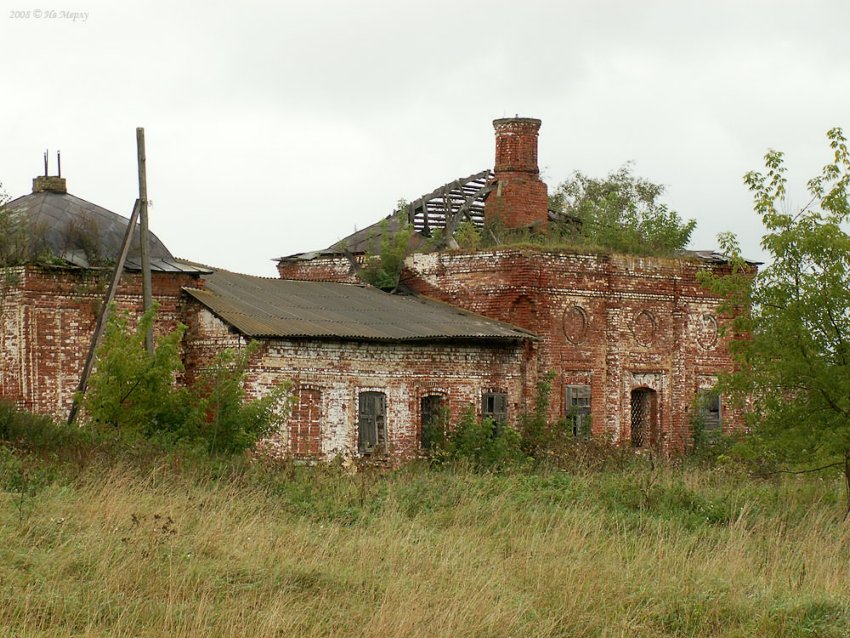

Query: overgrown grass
[[1, 406, 849, 637]]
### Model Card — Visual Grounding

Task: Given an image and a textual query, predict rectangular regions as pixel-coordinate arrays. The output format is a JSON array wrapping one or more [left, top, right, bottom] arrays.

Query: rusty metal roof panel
[[184, 268, 535, 342]]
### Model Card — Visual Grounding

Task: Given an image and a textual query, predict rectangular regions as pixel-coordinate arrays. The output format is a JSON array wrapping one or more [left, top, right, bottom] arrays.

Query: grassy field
[[1, 416, 849, 637]]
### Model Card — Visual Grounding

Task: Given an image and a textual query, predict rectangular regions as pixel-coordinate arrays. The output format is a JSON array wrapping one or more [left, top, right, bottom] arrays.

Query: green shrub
[[453, 219, 482, 250], [82, 305, 190, 433], [428, 406, 525, 471], [82, 306, 291, 455], [359, 208, 414, 291], [186, 343, 292, 454]]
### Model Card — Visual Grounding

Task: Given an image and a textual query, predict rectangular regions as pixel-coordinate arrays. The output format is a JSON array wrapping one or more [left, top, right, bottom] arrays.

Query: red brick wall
[[0, 265, 200, 419], [403, 249, 744, 454], [182, 301, 529, 460]]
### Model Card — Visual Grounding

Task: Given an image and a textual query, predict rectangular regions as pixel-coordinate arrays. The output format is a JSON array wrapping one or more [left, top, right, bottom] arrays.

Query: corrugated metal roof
[[5, 191, 208, 274], [184, 268, 536, 342]]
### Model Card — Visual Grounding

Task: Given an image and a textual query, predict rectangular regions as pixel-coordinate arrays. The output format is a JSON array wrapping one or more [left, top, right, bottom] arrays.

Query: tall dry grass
[[0, 409, 848, 637]]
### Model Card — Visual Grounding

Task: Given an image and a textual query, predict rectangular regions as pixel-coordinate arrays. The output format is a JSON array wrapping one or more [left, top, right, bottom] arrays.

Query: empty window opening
[[565, 384, 591, 437], [630, 387, 658, 449], [358, 391, 386, 455], [482, 391, 508, 424], [420, 395, 445, 450], [290, 387, 322, 457], [697, 390, 722, 432]]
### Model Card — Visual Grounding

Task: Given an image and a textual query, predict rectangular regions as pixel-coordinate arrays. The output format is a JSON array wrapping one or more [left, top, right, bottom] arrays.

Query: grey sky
[[3, 0, 849, 275]]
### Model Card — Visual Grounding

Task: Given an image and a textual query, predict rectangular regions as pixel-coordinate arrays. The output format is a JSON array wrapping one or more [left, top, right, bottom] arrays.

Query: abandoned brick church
[[0, 117, 747, 458]]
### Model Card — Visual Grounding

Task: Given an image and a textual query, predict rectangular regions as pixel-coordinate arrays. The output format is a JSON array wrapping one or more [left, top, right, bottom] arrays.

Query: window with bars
[[358, 391, 386, 455], [482, 392, 508, 424], [565, 384, 591, 437]]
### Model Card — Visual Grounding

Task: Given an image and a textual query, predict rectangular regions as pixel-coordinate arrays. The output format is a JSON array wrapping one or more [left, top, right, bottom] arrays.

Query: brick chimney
[[32, 175, 67, 194], [484, 117, 548, 229]]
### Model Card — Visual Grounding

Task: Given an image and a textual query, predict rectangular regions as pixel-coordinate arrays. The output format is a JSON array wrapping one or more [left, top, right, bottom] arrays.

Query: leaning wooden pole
[[136, 127, 154, 355], [67, 200, 143, 426]]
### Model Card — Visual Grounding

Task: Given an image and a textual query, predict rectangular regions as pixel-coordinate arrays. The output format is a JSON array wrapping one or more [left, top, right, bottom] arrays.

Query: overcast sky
[[3, 0, 849, 275]]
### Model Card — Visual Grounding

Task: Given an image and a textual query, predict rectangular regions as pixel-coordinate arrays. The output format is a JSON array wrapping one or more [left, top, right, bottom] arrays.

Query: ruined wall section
[[404, 249, 741, 453], [277, 255, 361, 283], [0, 265, 199, 419], [183, 303, 528, 460]]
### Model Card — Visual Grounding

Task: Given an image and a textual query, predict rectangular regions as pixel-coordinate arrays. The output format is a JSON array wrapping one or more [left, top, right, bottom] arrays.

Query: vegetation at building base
[[701, 127, 850, 519], [1, 401, 849, 638], [81, 305, 291, 454]]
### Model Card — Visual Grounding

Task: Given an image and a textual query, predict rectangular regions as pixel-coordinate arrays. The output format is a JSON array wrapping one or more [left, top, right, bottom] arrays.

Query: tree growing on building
[[704, 128, 850, 519], [359, 201, 415, 291], [549, 163, 696, 254]]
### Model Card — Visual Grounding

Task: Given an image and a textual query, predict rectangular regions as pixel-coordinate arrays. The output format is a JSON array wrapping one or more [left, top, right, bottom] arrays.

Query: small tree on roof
[[550, 163, 696, 254]]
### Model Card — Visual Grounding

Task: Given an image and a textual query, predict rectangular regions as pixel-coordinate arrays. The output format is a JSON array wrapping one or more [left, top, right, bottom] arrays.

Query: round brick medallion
[[696, 313, 719, 349], [632, 310, 657, 346], [563, 305, 589, 344]]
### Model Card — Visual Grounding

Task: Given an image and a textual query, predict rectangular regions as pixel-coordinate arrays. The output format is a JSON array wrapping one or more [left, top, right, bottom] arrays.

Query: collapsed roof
[[276, 169, 759, 267], [278, 170, 496, 262]]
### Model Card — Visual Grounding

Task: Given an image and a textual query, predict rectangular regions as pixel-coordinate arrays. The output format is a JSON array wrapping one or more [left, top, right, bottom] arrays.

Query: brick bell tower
[[484, 117, 549, 230]]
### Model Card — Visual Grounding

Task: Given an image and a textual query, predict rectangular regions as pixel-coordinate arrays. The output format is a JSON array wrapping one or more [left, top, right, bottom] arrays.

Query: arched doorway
[[630, 387, 658, 449]]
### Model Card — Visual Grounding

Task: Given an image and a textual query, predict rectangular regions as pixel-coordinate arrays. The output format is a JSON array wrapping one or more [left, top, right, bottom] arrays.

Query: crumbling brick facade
[[182, 302, 530, 459], [0, 264, 198, 419], [402, 249, 739, 453], [273, 246, 740, 454], [274, 116, 748, 454], [277, 255, 360, 284]]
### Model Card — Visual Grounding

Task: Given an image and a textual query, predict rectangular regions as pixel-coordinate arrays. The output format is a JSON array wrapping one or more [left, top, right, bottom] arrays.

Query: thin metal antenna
[[57, 151, 61, 177], [43, 150, 48, 176]]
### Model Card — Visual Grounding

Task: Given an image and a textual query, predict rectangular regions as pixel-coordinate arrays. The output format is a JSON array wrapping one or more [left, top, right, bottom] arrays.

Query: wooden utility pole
[[136, 127, 154, 354]]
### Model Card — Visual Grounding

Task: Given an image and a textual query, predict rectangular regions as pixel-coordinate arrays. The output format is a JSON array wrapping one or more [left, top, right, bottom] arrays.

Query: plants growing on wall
[[359, 203, 414, 291]]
